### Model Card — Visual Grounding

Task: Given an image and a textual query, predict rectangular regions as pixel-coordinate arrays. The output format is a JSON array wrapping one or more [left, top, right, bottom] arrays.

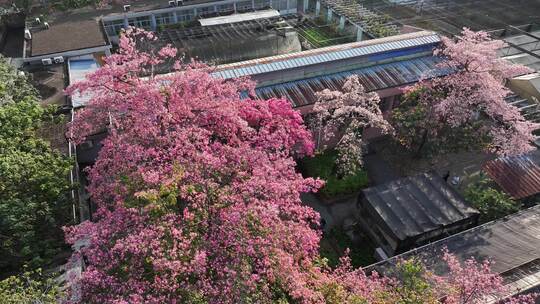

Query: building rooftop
[[213, 30, 440, 79], [360, 172, 479, 243], [99, 0, 221, 17], [319, 0, 400, 38], [484, 150, 540, 200], [360, 0, 540, 36], [365, 205, 540, 295], [495, 24, 540, 72], [255, 55, 443, 107], [27, 18, 109, 58], [159, 13, 299, 48]]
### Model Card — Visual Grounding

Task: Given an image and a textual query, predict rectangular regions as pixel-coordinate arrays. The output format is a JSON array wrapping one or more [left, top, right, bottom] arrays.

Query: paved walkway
[[363, 153, 400, 185], [301, 151, 400, 231], [301, 192, 360, 232]]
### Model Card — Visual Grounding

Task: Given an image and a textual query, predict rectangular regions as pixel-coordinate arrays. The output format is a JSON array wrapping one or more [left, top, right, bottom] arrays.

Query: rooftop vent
[[43, 22, 50, 29], [168, 0, 177, 6], [35, 17, 41, 24], [176, 0, 183, 6], [123, 4, 131, 12]]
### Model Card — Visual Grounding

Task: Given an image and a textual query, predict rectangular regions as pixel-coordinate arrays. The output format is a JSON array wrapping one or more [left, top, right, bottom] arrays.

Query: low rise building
[[23, 16, 111, 64], [358, 172, 479, 256], [366, 205, 540, 301]]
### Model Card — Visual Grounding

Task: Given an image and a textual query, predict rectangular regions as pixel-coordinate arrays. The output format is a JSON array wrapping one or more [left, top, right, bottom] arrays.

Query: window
[[104, 19, 125, 36], [288, 0, 297, 11], [236, 0, 253, 12], [198, 6, 215, 18], [156, 12, 174, 26], [176, 9, 194, 22], [253, 0, 271, 10], [274, 0, 288, 11], [128, 16, 151, 29], [218, 3, 234, 14]]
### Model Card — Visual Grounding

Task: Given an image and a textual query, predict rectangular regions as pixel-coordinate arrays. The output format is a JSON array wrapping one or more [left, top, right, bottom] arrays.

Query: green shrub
[[464, 176, 521, 223], [319, 227, 376, 268], [0, 268, 63, 304], [299, 150, 369, 197]]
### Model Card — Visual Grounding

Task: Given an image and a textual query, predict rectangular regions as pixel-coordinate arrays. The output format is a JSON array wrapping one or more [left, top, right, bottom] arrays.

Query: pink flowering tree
[[393, 28, 537, 157], [312, 75, 392, 176], [65, 28, 329, 303], [63, 28, 537, 303]]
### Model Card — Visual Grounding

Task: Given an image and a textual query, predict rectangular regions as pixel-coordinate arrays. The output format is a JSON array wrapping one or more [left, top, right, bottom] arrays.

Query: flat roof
[[498, 28, 540, 72], [198, 9, 280, 26], [29, 19, 108, 57], [361, 172, 479, 242], [360, 0, 540, 36], [158, 14, 298, 47]]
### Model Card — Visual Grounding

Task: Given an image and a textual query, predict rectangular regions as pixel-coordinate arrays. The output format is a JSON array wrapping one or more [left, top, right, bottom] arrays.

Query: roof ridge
[[215, 30, 438, 71]]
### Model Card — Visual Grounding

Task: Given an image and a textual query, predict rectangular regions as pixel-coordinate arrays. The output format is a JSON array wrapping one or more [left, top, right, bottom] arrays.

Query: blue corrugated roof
[[254, 56, 446, 107], [213, 33, 440, 80]]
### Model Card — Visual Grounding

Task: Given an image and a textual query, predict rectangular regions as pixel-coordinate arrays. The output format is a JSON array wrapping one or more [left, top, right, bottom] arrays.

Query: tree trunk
[[414, 128, 429, 159]]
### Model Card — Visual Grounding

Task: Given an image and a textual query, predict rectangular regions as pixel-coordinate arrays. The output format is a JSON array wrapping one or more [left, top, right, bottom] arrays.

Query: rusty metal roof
[[484, 151, 540, 199], [254, 55, 444, 107]]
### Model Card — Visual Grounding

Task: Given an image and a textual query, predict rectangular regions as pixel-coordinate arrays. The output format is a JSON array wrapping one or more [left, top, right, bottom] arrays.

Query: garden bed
[[298, 150, 370, 198], [296, 21, 353, 48]]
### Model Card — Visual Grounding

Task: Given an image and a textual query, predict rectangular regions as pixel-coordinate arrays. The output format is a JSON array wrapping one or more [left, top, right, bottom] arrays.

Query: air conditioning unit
[[24, 29, 32, 40], [41, 58, 53, 65], [176, 0, 183, 6], [168, 0, 177, 6], [53, 56, 64, 64], [43, 22, 50, 29], [123, 4, 131, 12], [35, 17, 41, 24]]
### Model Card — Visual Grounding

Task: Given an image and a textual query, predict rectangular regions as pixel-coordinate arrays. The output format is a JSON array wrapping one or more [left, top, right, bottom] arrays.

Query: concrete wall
[[182, 30, 301, 64], [0, 11, 25, 53]]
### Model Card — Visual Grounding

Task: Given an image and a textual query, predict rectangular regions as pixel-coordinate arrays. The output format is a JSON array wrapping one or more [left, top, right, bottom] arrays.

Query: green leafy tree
[[465, 176, 521, 223], [0, 268, 63, 304], [392, 88, 488, 158], [387, 260, 438, 304], [0, 56, 73, 277]]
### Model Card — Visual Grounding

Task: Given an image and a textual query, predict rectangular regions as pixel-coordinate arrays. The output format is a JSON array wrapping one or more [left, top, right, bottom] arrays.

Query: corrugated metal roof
[[212, 31, 440, 79], [254, 56, 444, 107], [362, 172, 479, 242], [484, 151, 540, 199], [366, 205, 540, 276]]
